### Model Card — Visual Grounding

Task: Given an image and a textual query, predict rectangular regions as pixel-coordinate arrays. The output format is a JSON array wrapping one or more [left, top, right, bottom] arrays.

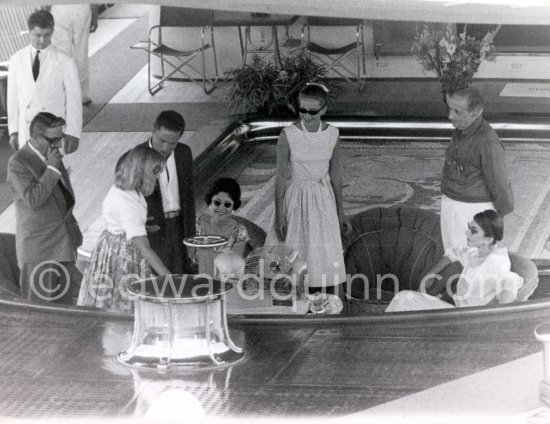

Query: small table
[[225, 245, 309, 314], [213, 12, 299, 67], [118, 275, 244, 370]]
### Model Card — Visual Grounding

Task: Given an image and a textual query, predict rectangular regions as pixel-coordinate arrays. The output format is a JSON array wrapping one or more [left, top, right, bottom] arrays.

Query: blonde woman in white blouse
[[386, 210, 523, 312], [78, 145, 169, 311]]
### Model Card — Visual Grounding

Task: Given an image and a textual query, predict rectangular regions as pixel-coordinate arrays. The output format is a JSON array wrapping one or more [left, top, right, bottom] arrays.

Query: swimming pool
[[194, 115, 550, 258]]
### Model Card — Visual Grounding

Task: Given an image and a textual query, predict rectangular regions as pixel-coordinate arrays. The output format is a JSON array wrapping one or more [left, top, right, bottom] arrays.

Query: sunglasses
[[213, 200, 233, 208], [42, 134, 64, 145], [299, 107, 323, 115], [467, 223, 481, 235]]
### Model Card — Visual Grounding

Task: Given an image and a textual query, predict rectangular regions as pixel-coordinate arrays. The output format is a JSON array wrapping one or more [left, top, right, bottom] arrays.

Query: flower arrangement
[[412, 23, 500, 96], [225, 52, 340, 115]]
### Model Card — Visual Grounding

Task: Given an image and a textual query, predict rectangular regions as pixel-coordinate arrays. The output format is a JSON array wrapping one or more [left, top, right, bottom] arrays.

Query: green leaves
[[225, 52, 339, 115]]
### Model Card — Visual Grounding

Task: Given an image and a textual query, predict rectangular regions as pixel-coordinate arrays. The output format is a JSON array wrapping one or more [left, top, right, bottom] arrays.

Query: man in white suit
[[50, 4, 99, 105], [7, 9, 82, 153]]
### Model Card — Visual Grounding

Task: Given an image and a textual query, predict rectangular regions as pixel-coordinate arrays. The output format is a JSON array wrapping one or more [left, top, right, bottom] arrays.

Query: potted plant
[[225, 51, 340, 115], [412, 23, 500, 101]]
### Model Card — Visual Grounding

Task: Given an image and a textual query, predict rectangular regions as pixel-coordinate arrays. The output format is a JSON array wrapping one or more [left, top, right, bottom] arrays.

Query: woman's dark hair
[[299, 83, 328, 108], [204, 177, 242, 211], [473, 209, 503, 244]]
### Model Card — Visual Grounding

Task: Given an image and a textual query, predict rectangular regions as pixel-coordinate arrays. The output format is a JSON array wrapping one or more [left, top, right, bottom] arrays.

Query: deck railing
[[0, 5, 36, 62]]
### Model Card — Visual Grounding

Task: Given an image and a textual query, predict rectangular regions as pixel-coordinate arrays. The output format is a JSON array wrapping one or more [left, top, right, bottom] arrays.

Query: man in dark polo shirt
[[440, 87, 514, 251]]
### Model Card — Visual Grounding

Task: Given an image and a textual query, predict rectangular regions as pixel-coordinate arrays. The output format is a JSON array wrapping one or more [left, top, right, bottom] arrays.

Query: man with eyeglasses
[[7, 9, 82, 153], [441, 87, 514, 251], [140, 110, 196, 274], [7, 112, 83, 304]]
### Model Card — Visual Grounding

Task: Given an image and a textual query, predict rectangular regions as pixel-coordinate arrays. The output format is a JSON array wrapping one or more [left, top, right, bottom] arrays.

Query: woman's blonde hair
[[115, 145, 165, 193]]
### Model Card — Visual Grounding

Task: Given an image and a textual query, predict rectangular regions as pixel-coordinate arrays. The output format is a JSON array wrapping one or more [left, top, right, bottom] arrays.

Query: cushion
[[233, 215, 267, 257], [510, 252, 538, 301]]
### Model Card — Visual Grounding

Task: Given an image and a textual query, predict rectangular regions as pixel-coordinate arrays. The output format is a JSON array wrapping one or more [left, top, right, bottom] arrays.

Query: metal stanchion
[[529, 324, 550, 423]]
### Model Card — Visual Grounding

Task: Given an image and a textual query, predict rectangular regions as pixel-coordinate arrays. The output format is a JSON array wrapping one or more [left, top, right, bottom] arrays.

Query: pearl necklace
[[301, 119, 322, 142]]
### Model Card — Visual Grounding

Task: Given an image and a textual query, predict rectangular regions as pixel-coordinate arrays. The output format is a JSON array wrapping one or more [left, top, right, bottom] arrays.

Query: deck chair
[[132, 7, 218, 95], [301, 17, 366, 90]]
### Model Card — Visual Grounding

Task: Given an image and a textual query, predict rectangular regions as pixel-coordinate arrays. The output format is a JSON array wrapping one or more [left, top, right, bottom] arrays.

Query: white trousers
[[385, 290, 454, 312], [440, 194, 495, 251], [51, 4, 92, 99]]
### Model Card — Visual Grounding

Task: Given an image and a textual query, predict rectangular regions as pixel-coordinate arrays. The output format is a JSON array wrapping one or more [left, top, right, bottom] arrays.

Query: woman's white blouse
[[444, 246, 523, 307], [102, 185, 147, 241]]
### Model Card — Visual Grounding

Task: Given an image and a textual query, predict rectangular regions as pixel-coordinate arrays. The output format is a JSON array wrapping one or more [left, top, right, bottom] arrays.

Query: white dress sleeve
[[474, 250, 521, 304], [499, 271, 524, 299], [444, 246, 469, 265]]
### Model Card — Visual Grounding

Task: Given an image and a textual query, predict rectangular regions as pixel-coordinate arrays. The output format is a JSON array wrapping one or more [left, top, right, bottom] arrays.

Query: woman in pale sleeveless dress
[[266, 84, 351, 292]]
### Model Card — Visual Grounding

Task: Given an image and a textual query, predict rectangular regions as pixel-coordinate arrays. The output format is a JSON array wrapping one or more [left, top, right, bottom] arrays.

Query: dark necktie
[[57, 179, 75, 211], [32, 50, 40, 81]]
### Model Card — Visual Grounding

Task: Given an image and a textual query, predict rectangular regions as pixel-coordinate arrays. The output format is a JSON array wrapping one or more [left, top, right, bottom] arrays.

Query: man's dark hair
[[153, 110, 185, 134], [28, 10, 54, 31], [29, 112, 65, 140]]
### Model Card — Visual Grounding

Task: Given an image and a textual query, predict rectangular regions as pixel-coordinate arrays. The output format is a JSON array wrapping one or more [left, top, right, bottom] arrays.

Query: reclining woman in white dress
[[386, 210, 523, 312]]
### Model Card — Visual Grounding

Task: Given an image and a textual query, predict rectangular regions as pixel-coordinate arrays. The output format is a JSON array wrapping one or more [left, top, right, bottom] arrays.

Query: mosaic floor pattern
[[228, 140, 550, 259]]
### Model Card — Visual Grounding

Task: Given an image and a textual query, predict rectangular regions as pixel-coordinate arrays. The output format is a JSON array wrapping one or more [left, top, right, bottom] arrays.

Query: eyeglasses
[[41, 134, 64, 145], [299, 107, 323, 115], [213, 200, 233, 208]]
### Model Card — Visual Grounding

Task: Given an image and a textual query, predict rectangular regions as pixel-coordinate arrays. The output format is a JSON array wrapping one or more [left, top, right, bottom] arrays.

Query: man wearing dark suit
[[7, 112, 82, 303], [141, 110, 195, 274]]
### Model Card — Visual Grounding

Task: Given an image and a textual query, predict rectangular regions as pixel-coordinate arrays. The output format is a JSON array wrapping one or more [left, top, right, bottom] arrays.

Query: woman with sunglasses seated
[[385, 210, 523, 312], [196, 177, 250, 258]]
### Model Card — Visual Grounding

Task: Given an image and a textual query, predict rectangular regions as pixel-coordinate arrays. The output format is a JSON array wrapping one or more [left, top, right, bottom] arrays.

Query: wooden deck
[[0, 298, 547, 419]]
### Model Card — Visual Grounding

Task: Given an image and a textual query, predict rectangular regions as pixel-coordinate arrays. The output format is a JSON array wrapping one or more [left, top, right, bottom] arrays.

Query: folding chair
[[301, 17, 366, 90], [132, 7, 218, 95]]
